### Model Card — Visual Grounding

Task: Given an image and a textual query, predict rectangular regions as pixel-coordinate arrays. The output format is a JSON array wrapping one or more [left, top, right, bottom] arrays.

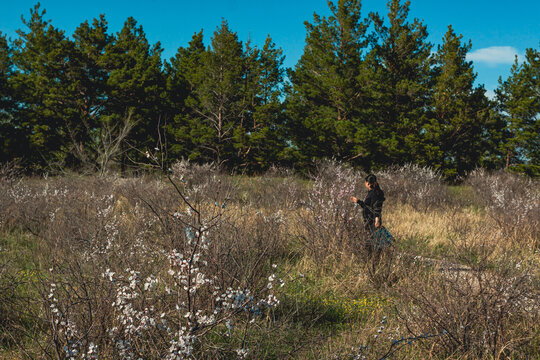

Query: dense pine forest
[[0, 0, 538, 178]]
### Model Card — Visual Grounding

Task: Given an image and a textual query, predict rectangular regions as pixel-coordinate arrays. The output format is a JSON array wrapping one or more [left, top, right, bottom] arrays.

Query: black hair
[[365, 174, 385, 199]]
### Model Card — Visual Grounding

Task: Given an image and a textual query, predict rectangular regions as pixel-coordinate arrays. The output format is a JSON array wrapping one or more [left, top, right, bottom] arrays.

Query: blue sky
[[1, 0, 538, 96]]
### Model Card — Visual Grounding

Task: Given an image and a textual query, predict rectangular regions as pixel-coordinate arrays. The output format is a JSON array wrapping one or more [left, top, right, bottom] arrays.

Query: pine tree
[[231, 38, 260, 167], [192, 20, 246, 166], [0, 33, 11, 118], [166, 29, 288, 171], [10, 3, 74, 170], [496, 46, 540, 176], [244, 35, 288, 171], [287, 0, 369, 167], [68, 15, 113, 170], [424, 26, 493, 179], [165, 30, 206, 162], [103, 17, 166, 171], [520, 47, 540, 169], [0, 32, 18, 163], [369, 0, 432, 166]]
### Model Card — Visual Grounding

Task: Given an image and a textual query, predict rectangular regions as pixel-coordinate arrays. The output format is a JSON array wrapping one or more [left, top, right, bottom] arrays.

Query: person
[[350, 174, 386, 255]]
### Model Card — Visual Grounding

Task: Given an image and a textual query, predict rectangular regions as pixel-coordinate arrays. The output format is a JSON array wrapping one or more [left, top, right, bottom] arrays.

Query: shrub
[[294, 160, 365, 260], [396, 238, 539, 359], [376, 164, 451, 209], [0, 172, 284, 358], [468, 169, 540, 248]]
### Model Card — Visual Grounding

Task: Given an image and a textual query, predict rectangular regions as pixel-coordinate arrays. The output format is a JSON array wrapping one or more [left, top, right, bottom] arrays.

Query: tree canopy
[[1, 1, 538, 178]]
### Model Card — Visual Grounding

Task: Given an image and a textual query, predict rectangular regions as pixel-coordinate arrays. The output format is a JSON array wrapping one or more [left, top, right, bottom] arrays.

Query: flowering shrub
[[468, 169, 540, 244], [295, 160, 366, 259], [0, 167, 284, 358], [377, 164, 451, 209]]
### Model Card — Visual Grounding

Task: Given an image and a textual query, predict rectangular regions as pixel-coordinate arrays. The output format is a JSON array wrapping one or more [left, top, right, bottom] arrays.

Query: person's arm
[[350, 196, 364, 207], [372, 197, 383, 228]]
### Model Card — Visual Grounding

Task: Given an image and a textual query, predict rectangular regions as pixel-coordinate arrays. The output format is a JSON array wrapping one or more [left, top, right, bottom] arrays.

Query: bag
[[371, 226, 394, 250]]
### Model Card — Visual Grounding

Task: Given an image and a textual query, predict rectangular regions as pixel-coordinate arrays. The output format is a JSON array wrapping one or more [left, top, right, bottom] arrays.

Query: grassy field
[[0, 162, 538, 359]]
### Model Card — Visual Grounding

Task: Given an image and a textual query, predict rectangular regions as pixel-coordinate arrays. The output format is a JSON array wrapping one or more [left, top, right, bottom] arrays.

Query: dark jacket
[[357, 189, 385, 224]]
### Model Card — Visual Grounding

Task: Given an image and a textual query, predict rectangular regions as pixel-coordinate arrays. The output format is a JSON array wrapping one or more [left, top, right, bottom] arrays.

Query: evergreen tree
[[10, 3, 75, 170], [369, 0, 432, 166], [0, 32, 17, 162], [0, 33, 12, 118], [232, 38, 260, 167], [68, 15, 113, 170], [192, 20, 246, 166], [166, 29, 288, 171], [496, 46, 540, 176], [165, 30, 206, 161], [287, 0, 370, 167], [424, 26, 493, 179], [244, 35, 288, 171], [102, 17, 166, 171]]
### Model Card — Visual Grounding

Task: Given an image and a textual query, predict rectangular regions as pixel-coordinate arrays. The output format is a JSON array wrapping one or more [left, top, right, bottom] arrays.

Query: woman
[[350, 174, 385, 255]]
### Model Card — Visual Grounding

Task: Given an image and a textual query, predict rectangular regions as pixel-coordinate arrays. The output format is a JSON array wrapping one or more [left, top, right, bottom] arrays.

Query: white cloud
[[466, 46, 523, 66]]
